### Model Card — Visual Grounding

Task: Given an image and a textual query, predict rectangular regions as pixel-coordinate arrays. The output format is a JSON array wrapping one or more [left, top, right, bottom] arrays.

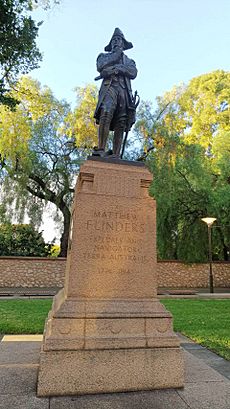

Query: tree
[[0, 223, 51, 256], [0, 78, 98, 256], [135, 70, 230, 261], [147, 138, 217, 262], [0, 0, 59, 107]]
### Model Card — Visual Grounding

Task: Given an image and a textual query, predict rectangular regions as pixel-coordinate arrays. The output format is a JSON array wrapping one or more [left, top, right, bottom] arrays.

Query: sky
[[31, 0, 230, 106], [29, 0, 230, 242]]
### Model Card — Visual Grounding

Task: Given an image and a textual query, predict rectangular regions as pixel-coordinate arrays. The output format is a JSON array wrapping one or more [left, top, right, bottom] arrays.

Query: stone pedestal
[[37, 158, 184, 396]]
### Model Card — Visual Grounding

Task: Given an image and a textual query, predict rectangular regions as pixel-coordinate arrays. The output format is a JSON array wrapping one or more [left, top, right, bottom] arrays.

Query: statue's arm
[[96, 51, 122, 72], [114, 59, 137, 79], [96, 53, 137, 80]]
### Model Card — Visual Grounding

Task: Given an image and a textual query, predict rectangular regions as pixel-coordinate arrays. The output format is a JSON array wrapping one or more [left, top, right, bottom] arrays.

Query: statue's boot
[[97, 111, 113, 155], [113, 121, 125, 158]]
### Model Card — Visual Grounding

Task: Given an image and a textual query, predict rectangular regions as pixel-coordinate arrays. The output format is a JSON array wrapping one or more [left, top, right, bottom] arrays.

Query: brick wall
[[0, 257, 229, 288]]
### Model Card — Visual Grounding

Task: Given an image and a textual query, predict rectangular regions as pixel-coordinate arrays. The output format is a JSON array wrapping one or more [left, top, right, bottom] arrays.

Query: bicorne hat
[[104, 28, 133, 52]]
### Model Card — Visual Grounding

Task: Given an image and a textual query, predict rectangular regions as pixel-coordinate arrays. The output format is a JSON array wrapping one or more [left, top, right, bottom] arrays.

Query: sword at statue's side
[[120, 129, 129, 159], [121, 91, 140, 159]]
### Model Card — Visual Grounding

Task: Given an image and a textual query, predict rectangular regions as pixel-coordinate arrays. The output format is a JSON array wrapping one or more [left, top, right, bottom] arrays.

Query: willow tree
[[135, 70, 230, 261], [0, 78, 98, 256]]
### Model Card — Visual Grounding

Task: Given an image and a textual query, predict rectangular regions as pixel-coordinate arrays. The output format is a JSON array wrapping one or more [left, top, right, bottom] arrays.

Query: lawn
[[0, 299, 52, 334], [0, 299, 229, 360], [162, 299, 230, 360]]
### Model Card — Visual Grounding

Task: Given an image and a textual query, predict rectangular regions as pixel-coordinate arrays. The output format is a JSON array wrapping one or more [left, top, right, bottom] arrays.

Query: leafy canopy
[[135, 70, 230, 261], [0, 0, 59, 108], [0, 78, 98, 256]]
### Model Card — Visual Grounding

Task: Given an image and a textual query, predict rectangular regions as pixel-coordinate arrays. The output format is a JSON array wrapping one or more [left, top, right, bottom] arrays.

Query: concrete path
[[0, 287, 230, 299], [0, 335, 229, 409]]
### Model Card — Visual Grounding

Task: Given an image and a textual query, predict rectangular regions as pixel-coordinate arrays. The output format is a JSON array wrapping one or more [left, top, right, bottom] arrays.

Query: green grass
[[0, 299, 229, 360], [161, 299, 230, 360], [0, 299, 52, 334]]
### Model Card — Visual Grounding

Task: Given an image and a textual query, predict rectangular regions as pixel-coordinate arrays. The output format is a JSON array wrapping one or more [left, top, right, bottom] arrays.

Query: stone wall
[[157, 260, 230, 288], [0, 257, 66, 288], [0, 257, 229, 288]]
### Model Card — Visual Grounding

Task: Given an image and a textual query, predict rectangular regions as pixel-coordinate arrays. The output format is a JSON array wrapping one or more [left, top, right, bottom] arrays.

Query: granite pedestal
[[37, 158, 184, 396]]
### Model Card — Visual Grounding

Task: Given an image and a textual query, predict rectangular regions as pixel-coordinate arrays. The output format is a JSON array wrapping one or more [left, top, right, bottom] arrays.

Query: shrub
[[0, 224, 50, 256]]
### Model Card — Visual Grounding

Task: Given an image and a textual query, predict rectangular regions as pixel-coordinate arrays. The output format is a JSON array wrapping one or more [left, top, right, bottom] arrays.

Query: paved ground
[[0, 334, 229, 409], [0, 287, 230, 299]]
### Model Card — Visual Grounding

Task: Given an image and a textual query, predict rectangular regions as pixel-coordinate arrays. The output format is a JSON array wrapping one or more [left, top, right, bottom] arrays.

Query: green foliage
[[147, 139, 216, 262], [0, 79, 97, 256], [0, 0, 42, 107], [162, 299, 230, 360], [0, 224, 50, 256], [135, 70, 230, 261], [0, 0, 60, 108]]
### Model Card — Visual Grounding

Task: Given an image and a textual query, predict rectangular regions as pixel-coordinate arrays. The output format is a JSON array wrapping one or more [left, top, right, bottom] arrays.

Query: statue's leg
[[113, 119, 126, 158], [98, 110, 113, 152], [97, 88, 117, 154], [112, 87, 128, 158]]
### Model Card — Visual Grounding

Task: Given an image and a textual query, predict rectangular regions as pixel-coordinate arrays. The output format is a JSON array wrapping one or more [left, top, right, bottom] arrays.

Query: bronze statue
[[93, 28, 139, 158]]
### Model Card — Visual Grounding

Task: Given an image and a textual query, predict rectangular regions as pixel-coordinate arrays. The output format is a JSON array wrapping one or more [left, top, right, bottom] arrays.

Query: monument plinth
[[37, 158, 184, 396]]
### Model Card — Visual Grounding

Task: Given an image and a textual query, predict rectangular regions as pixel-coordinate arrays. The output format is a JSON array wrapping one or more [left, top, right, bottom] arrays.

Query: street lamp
[[201, 217, 217, 293]]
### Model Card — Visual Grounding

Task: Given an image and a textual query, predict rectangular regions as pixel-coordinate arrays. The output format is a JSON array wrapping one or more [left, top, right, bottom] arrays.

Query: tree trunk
[[217, 227, 229, 261], [59, 205, 71, 257], [223, 244, 229, 261]]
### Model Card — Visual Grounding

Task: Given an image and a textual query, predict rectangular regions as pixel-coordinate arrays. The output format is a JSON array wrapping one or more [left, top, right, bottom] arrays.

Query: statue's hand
[[101, 66, 116, 78], [114, 64, 126, 74]]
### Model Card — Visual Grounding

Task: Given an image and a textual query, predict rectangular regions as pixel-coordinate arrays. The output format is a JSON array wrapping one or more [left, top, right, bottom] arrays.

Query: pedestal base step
[[37, 347, 184, 396]]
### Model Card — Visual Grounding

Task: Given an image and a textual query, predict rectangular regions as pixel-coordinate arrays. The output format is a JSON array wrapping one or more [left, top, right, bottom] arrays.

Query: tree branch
[[28, 173, 57, 203], [26, 185, 45, 200], [136, 145, 155, 161], [176, 169, 201, 196]]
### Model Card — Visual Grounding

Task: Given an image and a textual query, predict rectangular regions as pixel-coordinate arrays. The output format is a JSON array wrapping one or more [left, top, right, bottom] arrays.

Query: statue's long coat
[[94, 52, 137, 127]]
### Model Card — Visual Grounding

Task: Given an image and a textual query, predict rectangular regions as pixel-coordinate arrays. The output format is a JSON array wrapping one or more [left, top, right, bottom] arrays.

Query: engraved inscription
[[93, 210, 138, 220], [96, 267, 141, 276], [86, 219, 145, 234], [86, 209, 146, 234], [81, 207, 153, 267], [83, 252, 149, 263]]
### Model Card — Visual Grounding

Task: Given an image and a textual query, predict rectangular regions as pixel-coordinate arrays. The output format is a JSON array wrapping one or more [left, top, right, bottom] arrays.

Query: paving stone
[[184, 351, 226, 383], [0, 366, 38, 396], [0, 341, 41, 365], [177, 333, 194, 343], [181, 342, 205, 350], [50, 389, 189, 409], [178, 381, 230, 409], [182, 344, 230, 381], [209, 361, 230, 381], [0, 395, 49, 409], [0, 337, 230, 409]]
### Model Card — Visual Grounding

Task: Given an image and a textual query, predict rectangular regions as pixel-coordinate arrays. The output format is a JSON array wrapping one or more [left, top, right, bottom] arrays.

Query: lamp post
[[201, 217, 217, 293]]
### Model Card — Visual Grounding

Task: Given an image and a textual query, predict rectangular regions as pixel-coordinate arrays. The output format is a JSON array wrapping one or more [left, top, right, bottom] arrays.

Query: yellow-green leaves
[[0, 103, 31, 169], [176, 70, 230, 148], [65, 84, 98, 148], [0, 76, 70, 170]]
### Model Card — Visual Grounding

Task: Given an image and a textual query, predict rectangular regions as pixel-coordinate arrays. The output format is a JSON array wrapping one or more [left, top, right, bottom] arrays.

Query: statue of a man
[[94, 28, 138, 158]]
